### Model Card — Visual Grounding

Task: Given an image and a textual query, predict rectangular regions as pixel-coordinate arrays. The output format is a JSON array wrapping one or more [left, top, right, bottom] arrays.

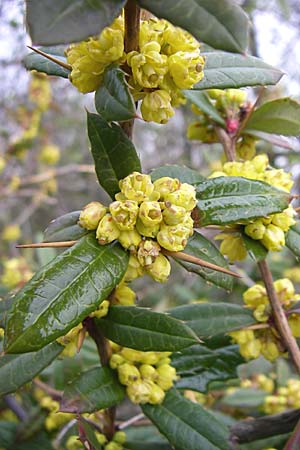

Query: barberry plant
[[1, 1, 300, 449]]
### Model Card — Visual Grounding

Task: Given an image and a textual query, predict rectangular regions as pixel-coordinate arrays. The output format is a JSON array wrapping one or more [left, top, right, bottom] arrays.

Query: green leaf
[[0, 342, 62, 395], [245, 98, 300, 136], [125, 442, 172, 450], [196, 177, 290, 226], [97, 306, 199, 351], [95, 65, 135, 122], [87, 112, 141, 199], [173, 232, 233, 290], [286, 222, 300, 258], [60, 367, 125, 413], [193, 52, 283, 89], [169, 302, 256, 338], [26, 0, 126, 45], [79, 419, 102, 450], [24, 47, 70, 78], [43, 211, 88, 242], [183, 91, 225, 126], [137, 0, 249, 53], [222, 388, 267, 408], [0, 298, 14, 328], [242, 233, 268, 262], [142, 389, 231, 450], [172, 344, 243, 393], [5, 235, 128, 353], [150, 165, 205, 185]]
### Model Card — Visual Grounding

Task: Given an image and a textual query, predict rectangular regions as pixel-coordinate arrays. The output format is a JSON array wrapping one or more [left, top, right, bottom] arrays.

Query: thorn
[[16, 240, 77, 248], [77, 327, 86, 353], [27, 46, 72, 71], [162, 249, 241, 278]]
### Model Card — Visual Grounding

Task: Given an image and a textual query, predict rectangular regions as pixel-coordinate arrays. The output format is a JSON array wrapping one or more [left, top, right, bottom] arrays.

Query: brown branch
[[33, 379, 63, 400], [215, 127, 236, 161], [230, 408, 300, 444], [83, 317, 115, 440], [162, 249, 241, 278], [258, 259, 300, 373]]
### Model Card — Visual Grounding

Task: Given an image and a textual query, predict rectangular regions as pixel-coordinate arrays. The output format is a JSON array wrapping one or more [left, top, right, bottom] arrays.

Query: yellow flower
[[3, 224, 21, 241], [141, 90, 174, 124], [157, 222, 191, 252], [244, 219, 266, 240], [109, 200, 139, 231], [39, 144, 60, 165], [168, 51, 204, 89], [216, 233, 247, 262], [118, 229, 142, 251], [79, 201, 107, 230], [96, 214, 120, 244], [261, 224, 285, 251], [146, 253, 171, 283], [123, 254, 145, 281], [164, 183, 196, 211], [243, 284, 268, 308], [137, 240, 161, 266], [119, 172, 154, 203], [139, 201, 162, 227], [153, 177, 180, 200], [113, 282, 136, 306]]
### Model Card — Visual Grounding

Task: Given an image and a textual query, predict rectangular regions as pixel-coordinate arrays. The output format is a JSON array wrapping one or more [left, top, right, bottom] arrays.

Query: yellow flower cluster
[[1, 257, 32, 290], [211, 154, 295, 261], [66, 431, 126, 450], [37, 394, 74, 431], [66, 16, 204, 123], [2, 224, 21, 242], [263, 378, 300, 414], [39, 144, 61, 165], [188, 89, 248, 144], [109, 342, 177, 404], [230, 279, 300, 361], [79, 172, 196, 283]]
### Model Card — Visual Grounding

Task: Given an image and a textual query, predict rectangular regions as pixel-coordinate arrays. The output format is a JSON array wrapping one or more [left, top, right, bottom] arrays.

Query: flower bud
[[261, 224, 285, 251], [141, 90, 174, 124], [104, 442, 122, 450], [271, 207, 296, 232], [264, 169, 293, 192], [109, 200, 139, 231], [126, 380, 152, 404], [157, 223, 190, 252], [274, 278, 295, 302], [156, 364, 177, 390], [121, 348, 143, 363], [137, 240, 161, 266], [288, 314, 300, 338], [243, 284, 268, 308], [90, 300, 110, 318], [3, 224, 21, 241], [261, 339, 280, 361], [236, 135, 256, 160], [119, 172, 154, 203], [252, 154, 269, 172], [149, 382, 165, 404], [79, 201, 107, 230], [118, 229, 142, 251], [163, 204, 187, 225], [217, 234, 247, 262], [140, 352, 161, 365], [168, 51, 204, 89], [136, 217, 160, 238], [139, 364, 158, 381], [112, 431, 126, 444], [114, 282, 136, 306], [39, 144, 60, 165], [96, 214, 120, 244], [229, 329, 255, 345], [118, 363, 141, 386], [109, 354, 125, 369], [253, 304, 269, 322], [153, 177, 181, 200], [164, 183, 196, 211], [225, 89, 247, 106], [139, 201, 162, 227], [239, 339, 262, 360], [146, 253, 171, 283], [244, 220, 266, 240], [124, 254, 145, 282], [66, 435, 83, 450]]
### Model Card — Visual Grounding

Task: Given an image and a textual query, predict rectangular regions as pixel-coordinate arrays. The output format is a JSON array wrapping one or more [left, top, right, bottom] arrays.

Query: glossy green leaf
[[26, 0, 126, 45], [222, 388, 267, 408], [43, 211, 88, 242], [87, 112, 141, 199], [5, 235, 128, 353], [172, 344, 243, 393], [245, 98, 300, 136], [95, 65, 135, 122], [60, 367, 125, 413], [137, 0, 249, 53], [193, 52, 283, 89], [97, 306, 199, 351], [183, 91, 225, 126], [150, 165, 205, 185], [142, 389, 231, 450], [0, 342, 62, 395], [286, 222, 300, 258], [124, 442, 172, 450], [0, 423, 54, 450], [169, 302, 256, 338], [242, 233, 268, 262], [24, 46, 70, 78], [173, 232, 233, 290], [196, 177, 289, 226], [0, 298, 14, 328]]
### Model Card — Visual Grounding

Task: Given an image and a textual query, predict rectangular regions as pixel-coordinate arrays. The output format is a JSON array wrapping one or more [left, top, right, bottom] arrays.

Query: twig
[[258, 259, 300, 373], [4, 395, 27, 421], [33, 379, 63, 400], [118, 413, 145, 430], [83, 317, 115, 440], [53, 418, 77, 449], [237, 87, 265, 138], [215, 127, 236, 161], [230, 407, 300, 444], [162, 249, 241, 278], [16, 240, 77, 248], [27, 46, 72, 70]]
